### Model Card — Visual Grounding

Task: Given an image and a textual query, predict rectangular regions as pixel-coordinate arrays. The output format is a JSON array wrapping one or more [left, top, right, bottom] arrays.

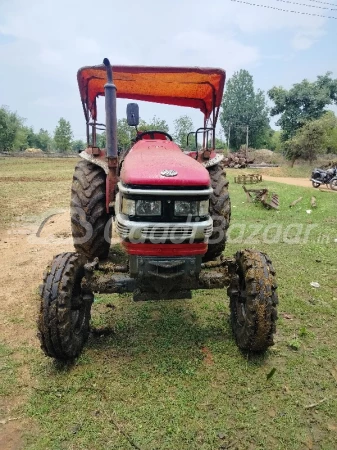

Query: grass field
[[0, 157, 337, 450]]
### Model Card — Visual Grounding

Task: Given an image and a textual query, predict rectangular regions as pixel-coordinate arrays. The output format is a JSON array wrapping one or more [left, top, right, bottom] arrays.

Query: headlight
[[122, 198, 135, 215], [135, 200, 161, 216], [174, 201, 198, 216], [198, 199, 209, 216], [174, 200, 209, 216]]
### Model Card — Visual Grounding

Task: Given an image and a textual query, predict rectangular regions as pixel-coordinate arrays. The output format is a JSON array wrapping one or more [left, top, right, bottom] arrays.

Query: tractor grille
[[115, 217, 213, 242], [203, 224, 213, 238], [116, 222, 130, 239], [141, 226, 194, 240]]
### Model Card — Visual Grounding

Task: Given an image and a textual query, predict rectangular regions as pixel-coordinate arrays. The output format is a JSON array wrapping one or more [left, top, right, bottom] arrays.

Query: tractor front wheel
[[37, 252, 93, 360], [227, 249, 278, 352], [203, 164, 231, 262], [71, 159, 111, 260]]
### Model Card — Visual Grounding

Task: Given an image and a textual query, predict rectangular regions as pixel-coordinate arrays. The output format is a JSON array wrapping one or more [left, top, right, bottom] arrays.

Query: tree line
[[0, 107, 207, 153], [0, 109, 76, 153], [1, 69, 337, 164], [221, 69, 337, 165]]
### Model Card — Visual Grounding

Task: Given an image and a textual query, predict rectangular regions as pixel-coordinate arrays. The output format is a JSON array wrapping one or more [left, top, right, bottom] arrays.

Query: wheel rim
[[331, 180, 337, 191], [71, 307, 86, 334], [71, 270, 87, 334], [235, 268, 247, 327]]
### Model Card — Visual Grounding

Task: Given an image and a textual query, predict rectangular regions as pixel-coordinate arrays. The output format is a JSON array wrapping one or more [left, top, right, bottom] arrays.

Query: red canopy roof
[[77, 65, 226, 122]]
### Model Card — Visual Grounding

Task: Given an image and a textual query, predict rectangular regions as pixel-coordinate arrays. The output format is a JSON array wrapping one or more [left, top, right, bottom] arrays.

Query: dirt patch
[[0, 210, 77, 445], [0, 220, 72, 347], [262, 175, 335, 191], [0, 209, 120, 347], [0, 420, 26, 450]]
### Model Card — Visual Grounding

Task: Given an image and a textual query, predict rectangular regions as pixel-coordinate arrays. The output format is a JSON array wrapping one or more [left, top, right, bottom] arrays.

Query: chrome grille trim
[[115, 215, 213, 242], [118, 182, 212, 197]]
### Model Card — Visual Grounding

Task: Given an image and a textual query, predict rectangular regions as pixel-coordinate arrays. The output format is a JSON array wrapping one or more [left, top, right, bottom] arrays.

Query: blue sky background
[[0, 0, 336, 141]]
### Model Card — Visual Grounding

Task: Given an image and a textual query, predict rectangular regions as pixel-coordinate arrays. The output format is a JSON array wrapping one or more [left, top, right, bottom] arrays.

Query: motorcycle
[[311, 166, 337, 190]]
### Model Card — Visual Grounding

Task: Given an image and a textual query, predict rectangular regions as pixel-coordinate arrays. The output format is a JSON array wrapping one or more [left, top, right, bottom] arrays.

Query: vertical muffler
[[103, 58, 118, 210]]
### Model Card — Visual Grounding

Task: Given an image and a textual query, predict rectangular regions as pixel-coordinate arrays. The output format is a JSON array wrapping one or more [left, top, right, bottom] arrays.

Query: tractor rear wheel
[[228, 249, 278, 352], [71, 159, 111, 260], [37, 252, 93, 360], [203, 164, 231, 262]]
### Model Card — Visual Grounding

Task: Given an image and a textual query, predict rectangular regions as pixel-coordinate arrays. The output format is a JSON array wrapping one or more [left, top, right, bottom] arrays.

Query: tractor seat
[[138, 132, 167, 140]]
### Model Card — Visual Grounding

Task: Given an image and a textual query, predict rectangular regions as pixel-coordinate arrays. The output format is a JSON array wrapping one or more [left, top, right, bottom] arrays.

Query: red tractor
[[38, 59, 278, 360]]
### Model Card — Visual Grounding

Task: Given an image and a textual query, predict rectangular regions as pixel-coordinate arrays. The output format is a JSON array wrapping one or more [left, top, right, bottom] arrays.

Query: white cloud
[[172, 31, 259, 72], [292, 29, 325, 50]]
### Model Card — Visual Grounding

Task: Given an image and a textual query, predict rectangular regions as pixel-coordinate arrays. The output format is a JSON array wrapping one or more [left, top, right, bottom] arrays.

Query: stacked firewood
[[221, 151, 254, 169]]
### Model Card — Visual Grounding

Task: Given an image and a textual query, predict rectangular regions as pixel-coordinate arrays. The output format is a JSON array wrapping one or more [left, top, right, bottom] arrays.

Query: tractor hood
[[120, 140, 210, 187]]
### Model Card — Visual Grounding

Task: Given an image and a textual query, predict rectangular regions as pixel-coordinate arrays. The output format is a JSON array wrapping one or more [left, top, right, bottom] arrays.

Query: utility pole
[[228, 124, 231, 153], [246, 125, 249, 158]]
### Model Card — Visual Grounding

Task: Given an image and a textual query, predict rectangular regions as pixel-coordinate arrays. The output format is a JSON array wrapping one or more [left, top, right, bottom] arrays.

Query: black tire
[[312, 181, 320, 189], [227, 249, 278, 352], [71, 159, 111, 260], [330, 179, 337, 191], [37, 252, 93, 360], [203, 164, 231, 262]]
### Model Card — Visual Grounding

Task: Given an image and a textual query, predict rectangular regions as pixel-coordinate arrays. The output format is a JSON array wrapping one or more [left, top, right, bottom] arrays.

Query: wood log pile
[[222, 151, 254, 169]]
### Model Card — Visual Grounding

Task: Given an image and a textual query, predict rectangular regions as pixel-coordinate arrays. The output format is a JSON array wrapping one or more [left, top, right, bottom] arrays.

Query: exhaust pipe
[[103, 58, 118, 158], [103, 58, 118, 210]]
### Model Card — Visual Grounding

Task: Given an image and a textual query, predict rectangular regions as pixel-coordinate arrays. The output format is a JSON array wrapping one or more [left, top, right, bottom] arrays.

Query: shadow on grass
[[78, 299, 271, 376], [46, 297, 274, 376]]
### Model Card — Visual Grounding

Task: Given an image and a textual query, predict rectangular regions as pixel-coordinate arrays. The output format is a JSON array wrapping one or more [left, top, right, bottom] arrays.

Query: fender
[[79, 149, 109, 175], [202, 153, 224, 168], [185, 151, 224, 169]]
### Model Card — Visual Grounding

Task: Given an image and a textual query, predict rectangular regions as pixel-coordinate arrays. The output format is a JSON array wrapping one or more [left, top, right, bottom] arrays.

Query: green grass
[[1, 158, 337, 449], [0, 344, 19, 397]]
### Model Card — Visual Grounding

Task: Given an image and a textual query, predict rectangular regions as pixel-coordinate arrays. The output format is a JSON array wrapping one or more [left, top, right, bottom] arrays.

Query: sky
[[0, 0, 336, 142]]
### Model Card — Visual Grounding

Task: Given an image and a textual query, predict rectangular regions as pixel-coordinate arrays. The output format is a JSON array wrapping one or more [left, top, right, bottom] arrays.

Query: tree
[[268, 73, 337, 141], [97, 119, 136, 151], [220, 70, 270, 151], [72, 139, 86, 152], [326, 127, 337, 154], [94, 116, 170, 152], [117, 116, 170, 150], [54, 118, 73, 152], [35, 129, 51, 151], [96, 132, 106, 149], [269, 130, 282, 152], [141, 116, 169, 133], [26, 127, 37, 148], [0, 106, 25, 151], [13, 126, 30, 151], [117, 118, 135, 151], [94, 121, 135, 151], [284, 112, 337, 166], [173, 115, 194, 148]]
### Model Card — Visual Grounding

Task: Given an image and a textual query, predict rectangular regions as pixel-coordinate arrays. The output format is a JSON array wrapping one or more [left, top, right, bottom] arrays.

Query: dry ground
[[0, 213, 73, 449], [260, 176, 331, 190]]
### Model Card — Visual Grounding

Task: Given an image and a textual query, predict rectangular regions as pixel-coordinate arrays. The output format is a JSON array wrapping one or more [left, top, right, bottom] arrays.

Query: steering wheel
[[135, 130, 173, 141]]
